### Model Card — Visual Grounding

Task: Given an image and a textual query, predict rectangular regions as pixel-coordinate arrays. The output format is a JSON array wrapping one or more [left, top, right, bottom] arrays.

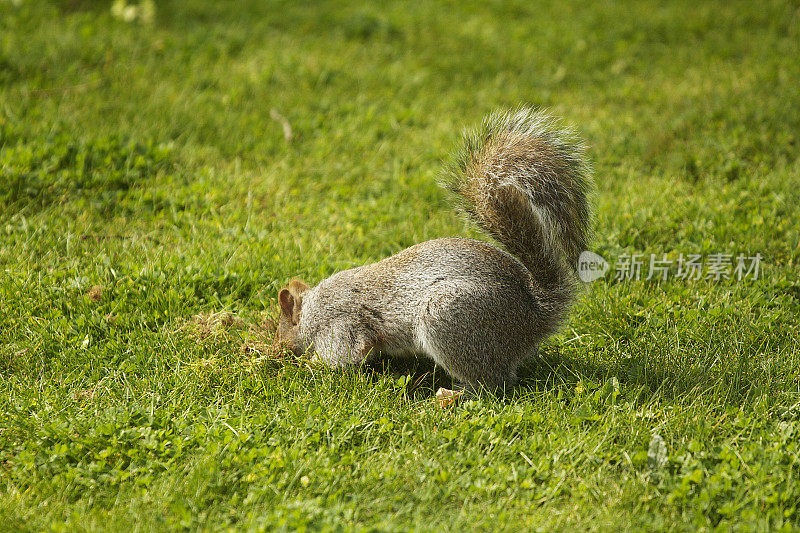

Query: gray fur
[[275, 106, 594, 391]]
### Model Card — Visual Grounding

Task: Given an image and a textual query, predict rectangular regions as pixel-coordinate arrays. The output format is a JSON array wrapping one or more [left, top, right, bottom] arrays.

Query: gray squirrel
[[273, 106, 593, 393]]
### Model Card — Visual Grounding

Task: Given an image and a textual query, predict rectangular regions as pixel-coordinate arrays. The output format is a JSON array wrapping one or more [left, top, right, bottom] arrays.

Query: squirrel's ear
[[279, 281, 307, 324], [279, 288, 296, 319]]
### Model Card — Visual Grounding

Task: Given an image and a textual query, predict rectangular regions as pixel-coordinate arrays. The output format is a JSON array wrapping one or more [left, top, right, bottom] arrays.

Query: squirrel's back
[[307, 237, 534, 319], [302, 236, 547, 369]]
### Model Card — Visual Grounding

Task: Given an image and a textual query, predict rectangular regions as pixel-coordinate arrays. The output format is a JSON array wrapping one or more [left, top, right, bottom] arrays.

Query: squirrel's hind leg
[[416, 321, 522, 395], [416, 287, 534, 395]]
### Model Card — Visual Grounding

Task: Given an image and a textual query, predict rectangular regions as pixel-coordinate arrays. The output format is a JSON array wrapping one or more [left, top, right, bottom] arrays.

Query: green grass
[[1, 0, 799, 530]]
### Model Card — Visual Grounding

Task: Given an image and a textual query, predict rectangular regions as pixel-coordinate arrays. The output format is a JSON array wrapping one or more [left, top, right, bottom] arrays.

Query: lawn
[[1, 0, 799, 530]]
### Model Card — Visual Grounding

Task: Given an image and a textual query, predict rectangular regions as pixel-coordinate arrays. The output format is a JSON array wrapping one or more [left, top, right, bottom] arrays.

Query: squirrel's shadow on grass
[[362, 347, 732, 403], [518, 348, 740, 402], [360, 350, 588, 400], [362, 353, 454, 400], [361, 350, 618, 401]]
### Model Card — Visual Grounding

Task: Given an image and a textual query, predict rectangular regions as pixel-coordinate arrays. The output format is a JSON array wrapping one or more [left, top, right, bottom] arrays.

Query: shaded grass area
[[1, 0, 799, 530]]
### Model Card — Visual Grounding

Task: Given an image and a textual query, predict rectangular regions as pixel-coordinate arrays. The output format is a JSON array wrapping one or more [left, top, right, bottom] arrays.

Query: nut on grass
[[436, 387, 464, 408]]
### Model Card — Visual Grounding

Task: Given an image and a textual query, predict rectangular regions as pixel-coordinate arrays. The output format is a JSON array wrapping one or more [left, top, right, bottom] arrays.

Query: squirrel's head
[[273, 279, 310, 356]]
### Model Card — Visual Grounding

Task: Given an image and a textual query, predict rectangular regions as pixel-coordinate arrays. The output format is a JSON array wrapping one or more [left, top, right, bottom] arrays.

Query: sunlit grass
[[1, 0, 799, 530]]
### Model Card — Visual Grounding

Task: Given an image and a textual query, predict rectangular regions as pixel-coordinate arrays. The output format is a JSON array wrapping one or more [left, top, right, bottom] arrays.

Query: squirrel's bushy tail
[[441, 106, 593, 317]]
